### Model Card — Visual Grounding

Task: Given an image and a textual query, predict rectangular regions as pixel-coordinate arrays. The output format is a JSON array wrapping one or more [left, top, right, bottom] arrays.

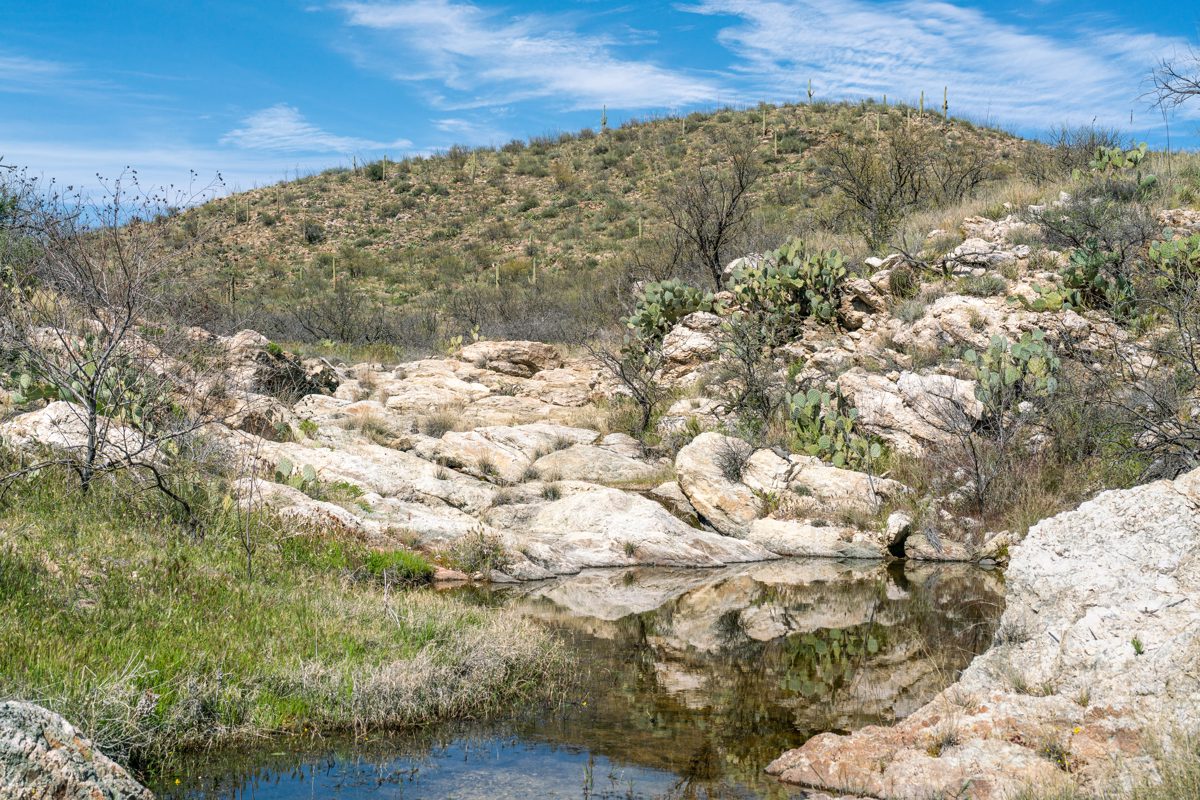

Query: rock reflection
[[153, 560, 1002, 800]]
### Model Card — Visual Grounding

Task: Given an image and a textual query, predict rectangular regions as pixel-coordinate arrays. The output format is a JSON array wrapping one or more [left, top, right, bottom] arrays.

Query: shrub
[[441, 531, 509, 574], [730, 239, 848, 334], [625, 279, 716, 342], [363, 550, 434, 585], [784, 388, 882, 470], [301, 220, 326, 244]]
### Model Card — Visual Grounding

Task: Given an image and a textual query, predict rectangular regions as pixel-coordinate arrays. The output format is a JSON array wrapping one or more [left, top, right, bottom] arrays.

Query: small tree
[[0, 169, 235, 528], [658, 141, 761, 289], [1151, 47, 1200, 110]]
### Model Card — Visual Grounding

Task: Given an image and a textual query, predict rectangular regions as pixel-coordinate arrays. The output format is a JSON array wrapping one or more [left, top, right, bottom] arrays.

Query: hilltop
[[176, 101, 1028, 355]]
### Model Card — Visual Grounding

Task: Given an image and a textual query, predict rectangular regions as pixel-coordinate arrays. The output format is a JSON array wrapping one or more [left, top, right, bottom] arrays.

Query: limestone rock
[[0, 701, 153, 800], [435, 423, 598, 483], [532, 444, 662, 486], [745, 518, 891, 559], [769, 467, 1200, 797], [674, 432, 764, 535], [661, 312, 722, 386], [458, 340, 561, 378], [838, 369, 982, 456], [491, 483, 774, 573]]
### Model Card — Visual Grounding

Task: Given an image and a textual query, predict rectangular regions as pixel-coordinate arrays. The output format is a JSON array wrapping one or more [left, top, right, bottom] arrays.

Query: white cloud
[[220, 104, 412, 153], [679, 0, 1198, 132], [335, 0, 721, 110]]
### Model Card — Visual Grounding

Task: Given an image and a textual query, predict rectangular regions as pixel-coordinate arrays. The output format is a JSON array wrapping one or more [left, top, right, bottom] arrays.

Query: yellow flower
[[1072, 727, 1082, 735], [174, 779, 181, 785]]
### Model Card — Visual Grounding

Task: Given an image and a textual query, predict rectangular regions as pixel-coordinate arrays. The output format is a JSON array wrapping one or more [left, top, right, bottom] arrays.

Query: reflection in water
[[154, 560, 1003, 799]]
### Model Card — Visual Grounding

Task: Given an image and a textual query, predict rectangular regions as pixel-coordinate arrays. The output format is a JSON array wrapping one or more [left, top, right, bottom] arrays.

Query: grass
[[1013, 738, 1200, 800], [0, 458, 569, 778]]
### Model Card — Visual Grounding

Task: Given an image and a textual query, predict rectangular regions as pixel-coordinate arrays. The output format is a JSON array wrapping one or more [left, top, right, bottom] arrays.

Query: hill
[[176, 101, 1029, 355]]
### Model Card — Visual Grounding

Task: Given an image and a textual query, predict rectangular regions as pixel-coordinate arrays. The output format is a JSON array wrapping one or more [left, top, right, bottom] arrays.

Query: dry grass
[[0, 460, 569, 776]]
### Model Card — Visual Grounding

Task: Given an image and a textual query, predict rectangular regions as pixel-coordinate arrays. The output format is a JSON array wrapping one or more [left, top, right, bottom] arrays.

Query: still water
[[153, 559, 1003, 799]]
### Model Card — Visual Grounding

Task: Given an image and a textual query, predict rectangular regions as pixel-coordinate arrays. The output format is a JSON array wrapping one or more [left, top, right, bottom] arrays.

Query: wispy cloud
[[220, 104, 412, 153], [0, 54, 71, 94], [679, 0, 1197, 131], [335, 0, 722, 110]]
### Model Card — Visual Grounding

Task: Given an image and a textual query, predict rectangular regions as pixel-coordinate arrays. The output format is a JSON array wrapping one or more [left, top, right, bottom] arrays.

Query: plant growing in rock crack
[[784, 388, 882, 471], [714, 435, 755, 482], [729, 239, 848, 336], [929, 330, 1061, 520], [274, 458, 320, 495]]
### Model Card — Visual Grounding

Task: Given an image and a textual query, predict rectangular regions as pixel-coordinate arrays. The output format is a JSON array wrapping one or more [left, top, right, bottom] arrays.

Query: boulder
[[0, 701, 153, 800], [0, 402, 160, 464], [532, 444, 663, 485], [838, 369, 983, 456], [435, 424, 598, 483], [458, 340, 561, 378], [494, 483, 774, 573], [674, 433, 764, 535], [661, 312, 722, 386], [768, 467, 1200, 798], [745, 518, 892, 559], [785, 455, 906, 519]]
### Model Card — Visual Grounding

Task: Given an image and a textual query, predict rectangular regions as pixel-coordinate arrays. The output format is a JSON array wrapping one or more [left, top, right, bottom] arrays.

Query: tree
[[658, 142, 761, 290], [818, 124, 992, 251], [0, 169, 236, 529], [1151, 47, 1200, 110]]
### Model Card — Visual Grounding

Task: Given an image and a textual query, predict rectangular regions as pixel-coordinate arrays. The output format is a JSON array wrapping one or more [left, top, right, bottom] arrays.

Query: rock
[[220, 329, 328, 399], [674, 433, 764, 535], [785, 455, 906, 519], [435, 423, 598, 483], [838, 369, 983, 456], [458, 340, 561, 378], [302, 357, 341, 394], [1159, 207, 1200, 234], [838, 277, 890, 331], [740, 448, 791, 494], [657, 396, 721, 435], [532, 444, 663, 486], [745, 518, 891, 559], [490, 483, 775, 573], [769, 467, 1200, 797], [649, 481, 700, 525], [0, 701, 153, 800], [661, 312, 722, 386], [904, 527, 973, 562], [432, 566, 469, 582], [0, 402, 160, 464]]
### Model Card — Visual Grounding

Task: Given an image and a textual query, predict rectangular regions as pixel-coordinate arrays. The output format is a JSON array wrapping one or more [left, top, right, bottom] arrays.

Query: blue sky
[[3, 0, 1199, 194]]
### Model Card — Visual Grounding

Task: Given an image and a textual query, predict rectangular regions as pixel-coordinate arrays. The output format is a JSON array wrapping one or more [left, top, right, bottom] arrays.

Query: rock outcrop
[[0, 702, 153, 800], [767, 467, 1200, 798]]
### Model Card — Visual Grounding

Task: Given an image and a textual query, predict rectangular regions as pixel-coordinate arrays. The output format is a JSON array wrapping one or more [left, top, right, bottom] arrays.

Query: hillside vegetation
[[177, 101, 1031, 354]]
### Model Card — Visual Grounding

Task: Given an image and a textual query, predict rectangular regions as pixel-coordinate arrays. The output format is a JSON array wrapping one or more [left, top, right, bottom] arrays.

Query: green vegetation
[[170, 101, 1024, 353], [0, 457, 567, 776]]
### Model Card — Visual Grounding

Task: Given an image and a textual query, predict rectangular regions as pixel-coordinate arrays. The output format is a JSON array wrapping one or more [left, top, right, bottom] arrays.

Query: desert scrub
[[0, 462, 569, 777]]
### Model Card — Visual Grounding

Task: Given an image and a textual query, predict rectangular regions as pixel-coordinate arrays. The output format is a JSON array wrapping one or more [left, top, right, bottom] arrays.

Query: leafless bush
[[0, 169, 240, 528], [657, 139, 761, 289], [818, 124, 995, 250], [713, 435, 754, 483]]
